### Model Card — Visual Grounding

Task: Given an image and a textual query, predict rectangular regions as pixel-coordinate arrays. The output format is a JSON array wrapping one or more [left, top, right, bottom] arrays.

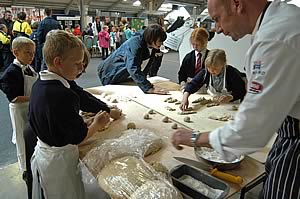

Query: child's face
[[13, 44, 35, 65], [207, 63, 225, 76], [57, 47, 84, 81]]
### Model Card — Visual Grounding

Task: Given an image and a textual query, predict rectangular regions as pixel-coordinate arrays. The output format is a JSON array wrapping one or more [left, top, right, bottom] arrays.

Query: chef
[[172, 0, 300, 198]]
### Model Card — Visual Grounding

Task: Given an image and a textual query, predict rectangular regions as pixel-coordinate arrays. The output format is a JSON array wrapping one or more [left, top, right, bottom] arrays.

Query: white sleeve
[[209, 39, 300, 161]]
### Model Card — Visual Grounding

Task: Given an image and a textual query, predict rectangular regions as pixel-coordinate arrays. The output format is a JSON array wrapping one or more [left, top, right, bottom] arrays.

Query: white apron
[[31, 139, 85, 199], [207, 67, 231, 97], [9, 64, 38, 171]]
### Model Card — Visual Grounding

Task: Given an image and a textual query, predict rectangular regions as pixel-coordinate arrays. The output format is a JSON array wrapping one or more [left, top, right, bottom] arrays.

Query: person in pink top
[[98, 25, 110, 60]]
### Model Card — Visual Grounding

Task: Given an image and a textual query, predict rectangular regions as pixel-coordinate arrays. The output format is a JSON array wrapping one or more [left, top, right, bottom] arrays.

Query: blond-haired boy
[[0, 36, 38, 199], [29, 30, 114, 199]]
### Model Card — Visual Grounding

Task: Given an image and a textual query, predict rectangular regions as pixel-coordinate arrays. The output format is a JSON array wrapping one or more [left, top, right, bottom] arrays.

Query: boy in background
[[0, 24, 14, 70], [29, 30, 116, 199], [0, 37, 38, 183]]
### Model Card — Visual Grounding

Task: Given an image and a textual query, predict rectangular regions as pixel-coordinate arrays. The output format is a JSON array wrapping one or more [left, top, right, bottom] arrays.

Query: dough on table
[[162, 116, 169, 123], [83, 129, 163, 176], [129, 180, 183, 199], [127, 122, 136, 129], [171, 123, 178, 129], [97, 156, 157, 199]]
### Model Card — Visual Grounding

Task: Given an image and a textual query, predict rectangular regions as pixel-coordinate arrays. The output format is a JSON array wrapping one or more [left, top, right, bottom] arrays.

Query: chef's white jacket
[[209, 0, 300, 161]]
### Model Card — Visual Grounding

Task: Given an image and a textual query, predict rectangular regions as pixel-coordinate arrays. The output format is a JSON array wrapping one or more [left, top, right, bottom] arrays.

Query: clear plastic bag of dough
[[97, 156, 183, 199], [82, 128, 163, 176]]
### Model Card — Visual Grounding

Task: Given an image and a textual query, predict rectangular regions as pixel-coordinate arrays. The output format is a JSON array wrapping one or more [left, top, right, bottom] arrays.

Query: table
[[82, 79, 267, 198]]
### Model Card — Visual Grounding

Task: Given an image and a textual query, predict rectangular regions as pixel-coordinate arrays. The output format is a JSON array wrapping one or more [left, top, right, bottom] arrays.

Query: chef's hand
[[179, 92, 190, 111], [213, 95, 233, 103], [172, 128, 193, 150], [146, 86, 169, 95], [110, 107, 122, 120], [93, 111, 110, 130]]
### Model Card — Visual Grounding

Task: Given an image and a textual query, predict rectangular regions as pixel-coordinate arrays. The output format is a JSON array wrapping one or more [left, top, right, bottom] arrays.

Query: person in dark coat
[[97, 24, 168, 94], [37, 8, 61, 70], [0, 10, 13, 37]]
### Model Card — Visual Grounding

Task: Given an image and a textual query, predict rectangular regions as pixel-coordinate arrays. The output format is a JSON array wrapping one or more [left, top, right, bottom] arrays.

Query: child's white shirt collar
[[39, 70, 70, 88], [13, 59, 30, 70]]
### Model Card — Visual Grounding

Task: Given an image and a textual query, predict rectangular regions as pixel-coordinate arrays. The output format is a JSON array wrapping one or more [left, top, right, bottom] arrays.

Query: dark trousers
[[115, 42, 120, 49], [102, 47, 108, 59], [23, 124, 42, 199]]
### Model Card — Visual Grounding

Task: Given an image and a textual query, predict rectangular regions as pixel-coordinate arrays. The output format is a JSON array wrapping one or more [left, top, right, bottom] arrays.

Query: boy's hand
[[110, 107, 122, 120], [93, 111, 110, 130]]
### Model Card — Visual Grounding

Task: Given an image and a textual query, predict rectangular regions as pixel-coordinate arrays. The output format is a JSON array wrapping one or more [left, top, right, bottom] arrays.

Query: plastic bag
[[97, 156, 183, 199], [82, 128, 163, 176]]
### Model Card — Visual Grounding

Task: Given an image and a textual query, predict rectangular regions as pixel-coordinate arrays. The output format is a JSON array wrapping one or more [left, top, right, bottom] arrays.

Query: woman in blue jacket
[[97, 24, 168, 94]]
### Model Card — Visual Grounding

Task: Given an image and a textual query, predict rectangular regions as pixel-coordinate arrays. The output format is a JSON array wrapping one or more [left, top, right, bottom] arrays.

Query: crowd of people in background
[[0, 8, 144, 72]]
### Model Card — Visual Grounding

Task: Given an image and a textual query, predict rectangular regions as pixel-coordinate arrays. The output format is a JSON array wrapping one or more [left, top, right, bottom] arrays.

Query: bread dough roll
[[97, 156, 157, 199]]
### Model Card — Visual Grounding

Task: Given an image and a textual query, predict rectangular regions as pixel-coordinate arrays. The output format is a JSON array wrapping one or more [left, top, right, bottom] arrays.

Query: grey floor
[[0, 51, 261, 198]]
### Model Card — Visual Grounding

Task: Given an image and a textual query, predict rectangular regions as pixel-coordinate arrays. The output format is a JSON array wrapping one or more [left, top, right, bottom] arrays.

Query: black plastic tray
[[170, 164, 229, 199]]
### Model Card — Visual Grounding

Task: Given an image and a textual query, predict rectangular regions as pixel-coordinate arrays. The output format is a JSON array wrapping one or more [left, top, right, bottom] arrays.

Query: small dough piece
[[162, 116, 169, 123], [165, 106, 176, 111], [164, 97, 172, 102], [177, 111, 197, 115], [127, 122, 136, 129], [144, 113, 150, 120], [171, 123, 178, 129], [206, 102, 220, 107], [185, 107, 193, 111], [148, 109, 155, 114], [184, 116, 191, 122], [111, 98, 118, 103], [232, 105, 239, 111]]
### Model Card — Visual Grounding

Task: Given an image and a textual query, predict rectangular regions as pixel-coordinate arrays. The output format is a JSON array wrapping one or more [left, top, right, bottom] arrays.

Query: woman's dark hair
[[17, 12, 26, 20], [143, 24, 167, 45]]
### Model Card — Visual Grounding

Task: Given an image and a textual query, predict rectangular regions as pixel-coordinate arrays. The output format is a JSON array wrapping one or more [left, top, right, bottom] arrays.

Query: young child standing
[[29, 30, 113, 199], [0, 36, 38, 174], [98, 25, 110, 60]]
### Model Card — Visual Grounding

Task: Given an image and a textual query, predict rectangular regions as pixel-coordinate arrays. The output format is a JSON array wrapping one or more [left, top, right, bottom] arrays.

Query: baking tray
[[170, 164, 229, 199]]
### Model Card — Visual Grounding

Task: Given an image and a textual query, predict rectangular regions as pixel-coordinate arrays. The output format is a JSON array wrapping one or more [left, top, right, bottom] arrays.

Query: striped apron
[[263, 116, 300, 199]]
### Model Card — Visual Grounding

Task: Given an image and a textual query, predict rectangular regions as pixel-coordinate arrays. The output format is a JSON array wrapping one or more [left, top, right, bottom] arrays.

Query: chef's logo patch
[[249, 81, 263, 94], [252, 61, 265, 75]]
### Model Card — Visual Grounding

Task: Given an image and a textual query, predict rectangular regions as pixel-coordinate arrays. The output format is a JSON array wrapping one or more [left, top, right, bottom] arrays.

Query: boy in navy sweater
[[28, 30, 118, 199]]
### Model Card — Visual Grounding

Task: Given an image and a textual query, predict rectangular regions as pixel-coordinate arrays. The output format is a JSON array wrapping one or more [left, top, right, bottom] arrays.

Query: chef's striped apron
[[262, 116, 300, 199]]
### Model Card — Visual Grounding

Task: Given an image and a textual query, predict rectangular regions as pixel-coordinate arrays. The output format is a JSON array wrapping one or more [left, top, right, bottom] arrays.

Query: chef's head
[[190, 28, 209, 52], [44, 30, 85, 81], [205, 49, 227, 76]]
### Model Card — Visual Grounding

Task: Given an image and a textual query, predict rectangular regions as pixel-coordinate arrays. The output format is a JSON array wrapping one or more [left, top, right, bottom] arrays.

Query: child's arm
[[11, 96, 30, 103]]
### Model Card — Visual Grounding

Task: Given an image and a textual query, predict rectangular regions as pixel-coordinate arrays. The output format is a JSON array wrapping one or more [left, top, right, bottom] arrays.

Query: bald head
[[207, 0, 268, 41]]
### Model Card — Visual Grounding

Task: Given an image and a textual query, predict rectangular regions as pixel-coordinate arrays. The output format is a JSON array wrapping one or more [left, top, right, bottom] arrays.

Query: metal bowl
[[194, 147, 244, 170]]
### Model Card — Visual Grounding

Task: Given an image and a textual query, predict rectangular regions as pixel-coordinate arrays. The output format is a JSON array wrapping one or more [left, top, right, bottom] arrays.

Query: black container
[[170, 164, 229, 199]]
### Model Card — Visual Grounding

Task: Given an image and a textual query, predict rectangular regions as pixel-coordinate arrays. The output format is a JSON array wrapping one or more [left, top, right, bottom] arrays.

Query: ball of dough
[[111, 98, 118, 103], [144, 114, 150, 120], [148, 109, 155, 114], [127, 122, 136, 129], [171, 123, 178, 129], [162, 116, 169, 123], [184, 116, 190, 122]]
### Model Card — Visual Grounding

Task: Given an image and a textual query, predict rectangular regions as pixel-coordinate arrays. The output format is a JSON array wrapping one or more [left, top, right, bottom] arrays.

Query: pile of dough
[[97, 156, 157, 199], [83, 128, 163, 176], [129, 180, 183, 199]]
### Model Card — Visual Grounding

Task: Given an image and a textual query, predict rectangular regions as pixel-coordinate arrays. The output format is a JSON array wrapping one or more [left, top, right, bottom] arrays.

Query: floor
[[0, 51, 262, 198]]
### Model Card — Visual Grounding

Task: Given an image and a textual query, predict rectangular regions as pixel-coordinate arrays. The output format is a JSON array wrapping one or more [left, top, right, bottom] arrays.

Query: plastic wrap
[[97, 156, 183, 199], [82, 128, 163, 176]]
